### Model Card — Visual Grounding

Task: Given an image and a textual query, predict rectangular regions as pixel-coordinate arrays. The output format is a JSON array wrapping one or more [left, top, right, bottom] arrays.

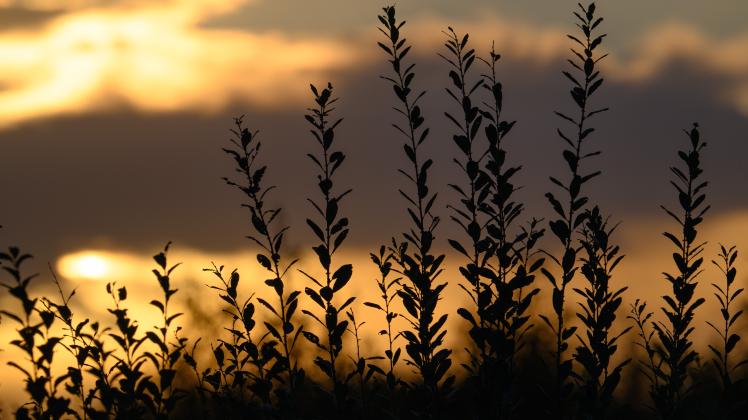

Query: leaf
[[257, 254, 273, 271], [306, 219, 325, 242], [305, 288, 325, 309], [457, 308, 476, 326], [332, 264, 353, 292], [552, 287, 564, 316], [153, 252, 167, 270], [313, 245, 330, 270], [364, 302, 383, 311], [149, 300, 165, 313], [302, 331, 320, 346], [448, 239, 469, 257], [726, 334, 741, 354]]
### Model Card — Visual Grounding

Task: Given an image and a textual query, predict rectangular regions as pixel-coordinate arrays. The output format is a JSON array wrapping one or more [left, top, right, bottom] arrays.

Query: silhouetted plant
[[445, 38, 546, 418], [182, 336, 206, 414], [629, 298, 661, 411], [707, 244, 746, 417], [344, 309, 382, 413], [366, 247, 408, 420], [221, 117, 304, 397], [365, 246, 403, 394], [439, 27, 492, 364], [708, 245, 745, 385], [377, 4, 454, 413], [41, 268, 119, 419], [650, 123, 709, 419], [104, 281, 159, 418], [200, 263, 278, 415], [0, 247, 72, 419], [73, 307, 116, 418], [481, 43, 546, 416], [541, 2, 607, 415], [572, 206, 630, 418], [504, 220, 545, 359], [298, 82, 357, 410], [40, 269, 88, 418], [143, 243, 188, 418]]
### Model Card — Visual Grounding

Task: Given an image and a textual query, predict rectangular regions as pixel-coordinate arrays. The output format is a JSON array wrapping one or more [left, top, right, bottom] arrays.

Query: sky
[[0, 0, 747, 406], [1, 0, 748, 255]]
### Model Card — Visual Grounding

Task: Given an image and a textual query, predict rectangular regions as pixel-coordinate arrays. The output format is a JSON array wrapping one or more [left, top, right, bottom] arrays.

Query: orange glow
[[57, 250, 134, 280], [64, 253, 108, 279], [0, 208, 744, 407]]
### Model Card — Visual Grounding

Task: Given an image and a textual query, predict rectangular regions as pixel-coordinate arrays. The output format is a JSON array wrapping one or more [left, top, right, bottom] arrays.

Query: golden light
[[58, 251, 111, 280], [0, 0, 357, 129]]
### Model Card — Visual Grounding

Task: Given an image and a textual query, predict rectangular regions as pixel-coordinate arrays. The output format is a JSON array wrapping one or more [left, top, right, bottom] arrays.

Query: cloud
[[0, 0, 103, 9], [0, 0, 245, 13], [0, 0, 356, 127], [605, 23, 748, 91], [1, 1, 748, 128], [401, 17, 748, 115]]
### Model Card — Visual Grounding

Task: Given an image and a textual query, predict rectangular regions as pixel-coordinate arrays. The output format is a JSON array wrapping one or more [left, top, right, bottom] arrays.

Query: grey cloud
[[205, 0, 748, 51], [1, 45, 747, 265]]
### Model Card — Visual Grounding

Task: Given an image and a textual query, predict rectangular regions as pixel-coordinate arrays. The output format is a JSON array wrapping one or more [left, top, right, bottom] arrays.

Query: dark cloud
[[0, 6, 61, 31], [204, 0, 748, 51], [1, 45, 747, 264]]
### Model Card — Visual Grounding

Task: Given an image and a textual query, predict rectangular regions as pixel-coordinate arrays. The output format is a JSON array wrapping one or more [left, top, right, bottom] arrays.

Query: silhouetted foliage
[[40, 269, 88, 419], [365, 246, 404, 395], [344, 309, 382, 412], [377, 6, 455, 416], [2, 2, 748, 420], [572, 207, 630, 418], [144, 243, 188, 418], [199, 262, 279, 417], [221, 117, 305, 401], [299, 82, 357, 412], [440, 28, 548, 418], [540, 2, 608, 416], [1, 248, 72, 419], [439, 26, 493, 365], [629, 124, 710, 420], [649, 123, 709, 419], [478, 44, 547, 420], [707, 244, 747, 418]]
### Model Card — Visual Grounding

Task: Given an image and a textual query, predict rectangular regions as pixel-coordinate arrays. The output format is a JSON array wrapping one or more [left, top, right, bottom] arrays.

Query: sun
[[59, 252, 111, 280]]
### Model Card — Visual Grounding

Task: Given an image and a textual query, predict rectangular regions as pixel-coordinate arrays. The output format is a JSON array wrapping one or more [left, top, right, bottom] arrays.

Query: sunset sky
[[0, 0, 747, 405]]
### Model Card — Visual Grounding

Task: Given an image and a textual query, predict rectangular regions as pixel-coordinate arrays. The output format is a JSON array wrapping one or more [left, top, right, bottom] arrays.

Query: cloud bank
[[0, 0, 354, 127], [1, 1, 748, 128]]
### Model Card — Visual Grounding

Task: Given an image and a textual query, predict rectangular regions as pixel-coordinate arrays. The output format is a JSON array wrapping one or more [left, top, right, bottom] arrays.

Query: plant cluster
[[1, 244, 187, 419]]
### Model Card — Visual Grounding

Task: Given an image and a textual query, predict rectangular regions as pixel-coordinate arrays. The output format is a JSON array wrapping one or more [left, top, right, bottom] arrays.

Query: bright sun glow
[[59, 252, 110, 280]]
